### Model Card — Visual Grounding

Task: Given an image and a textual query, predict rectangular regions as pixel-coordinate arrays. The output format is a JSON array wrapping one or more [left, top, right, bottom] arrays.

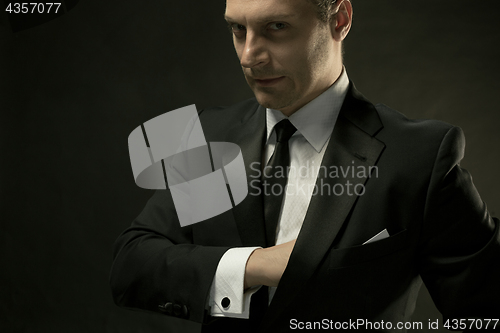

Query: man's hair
[[310, 0, 348, 57], [310, 0, 341, 23]]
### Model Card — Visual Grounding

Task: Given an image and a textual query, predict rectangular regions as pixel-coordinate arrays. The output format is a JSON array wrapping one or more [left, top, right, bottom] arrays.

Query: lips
[[253, 76, 285, 87]]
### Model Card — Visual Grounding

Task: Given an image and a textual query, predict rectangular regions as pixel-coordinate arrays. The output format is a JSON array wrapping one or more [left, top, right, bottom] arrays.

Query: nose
[[239, 32, 269, 68]]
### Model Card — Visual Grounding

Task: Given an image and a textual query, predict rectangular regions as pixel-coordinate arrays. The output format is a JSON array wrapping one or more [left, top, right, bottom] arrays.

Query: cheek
[[275, 47, 310, 79], [234, 46, 243, 60], [291, 54, 314, 87], [233, 39, 245, 60]]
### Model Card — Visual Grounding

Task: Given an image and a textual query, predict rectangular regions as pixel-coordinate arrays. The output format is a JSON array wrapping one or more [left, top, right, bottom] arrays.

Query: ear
[[331, 0, 353, 42]]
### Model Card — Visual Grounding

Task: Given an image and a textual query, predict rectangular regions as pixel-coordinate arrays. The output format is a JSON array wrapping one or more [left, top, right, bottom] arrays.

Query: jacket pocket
[[329, 229, 408, 269]]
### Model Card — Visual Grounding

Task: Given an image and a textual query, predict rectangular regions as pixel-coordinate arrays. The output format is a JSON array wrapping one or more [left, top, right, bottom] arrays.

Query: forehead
[[225, 0, 315, 22]]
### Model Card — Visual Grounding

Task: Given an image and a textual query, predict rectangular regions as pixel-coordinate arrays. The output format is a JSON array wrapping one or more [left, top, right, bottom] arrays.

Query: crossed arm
[[243, 239, 296, 289]]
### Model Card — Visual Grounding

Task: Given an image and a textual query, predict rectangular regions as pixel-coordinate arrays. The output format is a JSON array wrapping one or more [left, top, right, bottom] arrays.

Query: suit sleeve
[[418, 126, 500, 326], [109, 189, 230, 323]]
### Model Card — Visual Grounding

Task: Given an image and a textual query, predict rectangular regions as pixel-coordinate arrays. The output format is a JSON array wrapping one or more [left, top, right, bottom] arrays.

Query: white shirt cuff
[[209, 247, 262, 318]]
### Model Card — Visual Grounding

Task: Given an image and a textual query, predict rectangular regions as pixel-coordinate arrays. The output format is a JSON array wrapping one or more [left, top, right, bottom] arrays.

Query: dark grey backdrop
[[1, 1, 499, 332]]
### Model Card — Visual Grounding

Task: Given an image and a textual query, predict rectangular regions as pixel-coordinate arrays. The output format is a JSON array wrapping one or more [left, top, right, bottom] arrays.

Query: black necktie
[[249, 119, 296, 331], [264, 119, 297, 246]]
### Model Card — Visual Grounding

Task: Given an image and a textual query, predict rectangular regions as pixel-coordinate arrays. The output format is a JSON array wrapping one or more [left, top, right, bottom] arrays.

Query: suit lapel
[[261, 84, 386, 329], [225, 102, 268, 247]]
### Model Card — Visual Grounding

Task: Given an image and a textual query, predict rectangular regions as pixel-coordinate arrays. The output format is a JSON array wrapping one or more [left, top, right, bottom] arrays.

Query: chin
[[253, 91, 292, 111]]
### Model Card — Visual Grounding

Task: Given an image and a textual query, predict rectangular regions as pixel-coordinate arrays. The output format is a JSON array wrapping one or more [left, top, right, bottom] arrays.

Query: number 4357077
[[6, 3, 61, 14]]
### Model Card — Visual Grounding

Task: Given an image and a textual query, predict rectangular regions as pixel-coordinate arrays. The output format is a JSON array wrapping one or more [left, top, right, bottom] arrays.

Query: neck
[[278, 65, 343, 117]]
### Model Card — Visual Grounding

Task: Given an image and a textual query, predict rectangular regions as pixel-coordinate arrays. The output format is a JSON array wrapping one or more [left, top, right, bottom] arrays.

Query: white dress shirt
[[209, 69, 350, 318]]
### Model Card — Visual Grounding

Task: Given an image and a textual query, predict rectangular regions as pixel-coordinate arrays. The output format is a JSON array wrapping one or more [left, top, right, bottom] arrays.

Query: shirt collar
[[265, 68, 350, 153]]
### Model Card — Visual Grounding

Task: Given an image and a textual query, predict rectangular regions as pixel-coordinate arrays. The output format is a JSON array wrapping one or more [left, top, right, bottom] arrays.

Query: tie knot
[[274, 119, 297, 143]]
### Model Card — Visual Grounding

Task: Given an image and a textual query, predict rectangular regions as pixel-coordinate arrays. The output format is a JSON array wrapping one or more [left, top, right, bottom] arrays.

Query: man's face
[[225, 0, 342, 115]]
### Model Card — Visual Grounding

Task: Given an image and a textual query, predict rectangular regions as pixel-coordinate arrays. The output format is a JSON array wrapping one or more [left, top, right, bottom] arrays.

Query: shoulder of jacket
[[375, 103, 457, 138]]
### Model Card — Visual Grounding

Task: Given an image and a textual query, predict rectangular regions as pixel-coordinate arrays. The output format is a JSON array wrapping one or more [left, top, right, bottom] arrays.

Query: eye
[[269, 22, 287, 31], [229, 23, 246, 33]]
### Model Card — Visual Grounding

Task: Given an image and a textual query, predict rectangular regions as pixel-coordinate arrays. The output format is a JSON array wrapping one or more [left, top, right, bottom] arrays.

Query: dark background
[[1, 0, 499, 332]]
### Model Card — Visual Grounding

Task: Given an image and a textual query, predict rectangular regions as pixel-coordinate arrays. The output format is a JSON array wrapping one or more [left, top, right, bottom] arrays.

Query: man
[[110, 0, 500, 332]]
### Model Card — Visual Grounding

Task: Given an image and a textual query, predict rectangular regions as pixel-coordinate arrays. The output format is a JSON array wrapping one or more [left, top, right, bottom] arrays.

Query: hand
[[244, 239, 297, 289]]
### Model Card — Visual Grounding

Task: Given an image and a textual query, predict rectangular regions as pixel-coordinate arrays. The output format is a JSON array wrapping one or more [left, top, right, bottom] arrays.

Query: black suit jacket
[[110, 84, 500, 332]]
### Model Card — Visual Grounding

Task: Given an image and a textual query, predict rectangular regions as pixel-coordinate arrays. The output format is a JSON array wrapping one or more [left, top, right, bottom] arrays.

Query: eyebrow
[[224, 13, 297, 24]]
